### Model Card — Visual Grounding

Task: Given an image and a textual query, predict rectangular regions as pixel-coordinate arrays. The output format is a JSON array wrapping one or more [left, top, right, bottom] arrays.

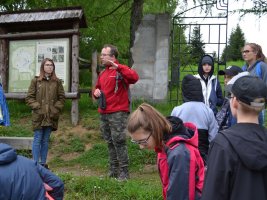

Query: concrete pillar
[[131, 14, 170, 101]]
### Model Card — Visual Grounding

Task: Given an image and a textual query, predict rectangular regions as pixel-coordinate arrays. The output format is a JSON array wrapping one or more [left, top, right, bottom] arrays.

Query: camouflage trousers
[[100, 112, 129, 174]]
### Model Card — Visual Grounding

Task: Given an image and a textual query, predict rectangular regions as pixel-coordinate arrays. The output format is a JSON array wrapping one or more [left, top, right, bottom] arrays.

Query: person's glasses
[[131, 133, 152, 145], [44, 64, 53, 67], [242, 50, 252, 54], [226, 96, 234, 100]]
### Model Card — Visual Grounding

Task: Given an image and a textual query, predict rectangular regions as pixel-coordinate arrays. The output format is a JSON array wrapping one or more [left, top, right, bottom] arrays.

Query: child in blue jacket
[[0, 143, 64, 200]]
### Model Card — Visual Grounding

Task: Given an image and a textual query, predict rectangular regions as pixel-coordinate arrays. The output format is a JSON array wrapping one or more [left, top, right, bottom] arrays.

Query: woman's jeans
[[32, 126, 52, 164]]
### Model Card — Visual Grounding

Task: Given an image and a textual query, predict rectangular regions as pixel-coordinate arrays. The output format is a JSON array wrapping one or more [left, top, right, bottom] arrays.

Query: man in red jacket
[[93, 44, 139, 181]]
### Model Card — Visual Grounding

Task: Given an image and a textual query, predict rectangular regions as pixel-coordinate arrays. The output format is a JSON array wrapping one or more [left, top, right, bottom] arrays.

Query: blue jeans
[[32, 127, 52, 164]]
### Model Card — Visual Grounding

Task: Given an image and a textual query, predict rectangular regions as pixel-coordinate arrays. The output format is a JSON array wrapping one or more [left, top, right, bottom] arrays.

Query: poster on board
[[8, 38, 70, 92]]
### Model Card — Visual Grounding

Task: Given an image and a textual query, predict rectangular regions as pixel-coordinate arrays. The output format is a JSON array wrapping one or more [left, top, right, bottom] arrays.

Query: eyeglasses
[[131, 133, 152, 145], [242, 50, 252, 54], [226, 96, 234, 101], [44, 64, 53, 67], [100, 53, 112, 57]]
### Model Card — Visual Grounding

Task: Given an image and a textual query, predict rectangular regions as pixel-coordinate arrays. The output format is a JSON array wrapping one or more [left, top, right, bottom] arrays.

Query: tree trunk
[[128, 0, 144, 67]]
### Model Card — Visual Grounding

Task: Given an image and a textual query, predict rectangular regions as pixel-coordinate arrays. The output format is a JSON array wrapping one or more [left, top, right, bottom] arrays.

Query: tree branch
[[93, 0, 131, 22]]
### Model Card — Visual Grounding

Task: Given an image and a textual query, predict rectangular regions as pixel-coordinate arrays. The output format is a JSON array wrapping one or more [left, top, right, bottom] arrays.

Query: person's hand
[[103, 58, 118, 69], [94, 88, 101, 98]]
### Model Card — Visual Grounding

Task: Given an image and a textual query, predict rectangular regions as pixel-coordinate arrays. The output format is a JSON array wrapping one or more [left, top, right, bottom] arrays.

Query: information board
[[8, 38, 70, 92]]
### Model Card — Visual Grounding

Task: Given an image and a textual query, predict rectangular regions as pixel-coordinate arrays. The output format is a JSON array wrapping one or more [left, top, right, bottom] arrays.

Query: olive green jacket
[[25, 77, 65, 131]]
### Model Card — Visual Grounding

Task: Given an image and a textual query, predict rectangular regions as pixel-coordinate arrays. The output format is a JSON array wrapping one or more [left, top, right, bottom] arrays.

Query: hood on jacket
[[163, 116, 198, 148], [222, 124, 267, 171], [198, 54, 214, 80], [182, 74, 204, 102], [0, 143, 17, 165]]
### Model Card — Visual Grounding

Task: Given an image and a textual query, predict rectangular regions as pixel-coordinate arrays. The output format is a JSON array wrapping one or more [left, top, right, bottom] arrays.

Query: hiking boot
[[108, 170, 118, 178], [117, 167, 129, 181]]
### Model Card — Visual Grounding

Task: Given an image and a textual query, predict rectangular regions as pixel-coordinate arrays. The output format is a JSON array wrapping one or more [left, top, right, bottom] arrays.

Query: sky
[[228, 1, 267, 54], [175, 0, 267, 56]]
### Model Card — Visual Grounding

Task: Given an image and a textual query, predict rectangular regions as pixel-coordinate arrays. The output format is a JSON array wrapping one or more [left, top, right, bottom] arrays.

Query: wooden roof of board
[[0, 6, 87, 32]]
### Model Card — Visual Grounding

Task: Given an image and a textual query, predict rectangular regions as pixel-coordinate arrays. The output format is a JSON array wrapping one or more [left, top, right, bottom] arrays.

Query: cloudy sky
[[175, 0, 267, 56], [228, 1, 267, 54]]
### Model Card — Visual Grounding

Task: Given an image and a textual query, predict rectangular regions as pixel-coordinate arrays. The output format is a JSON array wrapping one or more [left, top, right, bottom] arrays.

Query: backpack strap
[[114, 71, 132, 112], [255, 61, 262, 79]]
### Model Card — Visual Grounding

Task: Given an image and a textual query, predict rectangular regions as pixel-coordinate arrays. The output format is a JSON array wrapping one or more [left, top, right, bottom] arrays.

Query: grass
[[60, 174, 162, 200]]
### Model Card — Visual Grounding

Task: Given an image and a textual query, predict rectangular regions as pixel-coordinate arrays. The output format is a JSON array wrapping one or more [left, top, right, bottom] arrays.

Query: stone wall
[[131, 13, 170, 101]]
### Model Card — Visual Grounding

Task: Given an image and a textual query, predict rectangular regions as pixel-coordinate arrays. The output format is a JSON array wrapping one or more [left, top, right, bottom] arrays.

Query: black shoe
[[41, 163, 49, 169]]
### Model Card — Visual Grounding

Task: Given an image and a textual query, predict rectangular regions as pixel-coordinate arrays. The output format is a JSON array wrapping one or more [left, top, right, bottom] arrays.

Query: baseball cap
[[225, 71, 250, 94], [218, 65, 243, 76], [231, 76, 267, 107]]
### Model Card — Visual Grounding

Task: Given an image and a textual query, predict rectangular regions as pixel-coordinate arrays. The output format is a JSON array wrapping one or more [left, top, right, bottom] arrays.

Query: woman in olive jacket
[[26, 58, 65, 168]]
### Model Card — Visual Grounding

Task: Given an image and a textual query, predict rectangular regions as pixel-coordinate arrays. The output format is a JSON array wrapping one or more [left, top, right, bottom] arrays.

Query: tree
[[235, 0, 267, 17], [0, 0, 178, 66], [189, 26, 205, 64], [221, 24, 246, 61]]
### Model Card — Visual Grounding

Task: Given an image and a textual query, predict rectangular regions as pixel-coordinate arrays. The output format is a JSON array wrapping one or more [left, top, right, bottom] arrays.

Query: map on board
[[8, 38, 69, 92], [9, 42, 36, 92]]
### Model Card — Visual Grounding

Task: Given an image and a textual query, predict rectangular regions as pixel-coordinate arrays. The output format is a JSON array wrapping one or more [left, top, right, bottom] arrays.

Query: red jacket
[[156, 122, 205, 200], [94, 60, 139, 114]]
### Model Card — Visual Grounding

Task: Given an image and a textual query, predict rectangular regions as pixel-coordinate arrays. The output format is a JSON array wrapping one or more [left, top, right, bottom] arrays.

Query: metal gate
[[169, 0, 229, 104]]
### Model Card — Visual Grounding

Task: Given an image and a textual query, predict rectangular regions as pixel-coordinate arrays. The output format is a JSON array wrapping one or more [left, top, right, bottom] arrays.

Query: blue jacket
[[0, 143, 64, 200], [0, 84, 10, 126]]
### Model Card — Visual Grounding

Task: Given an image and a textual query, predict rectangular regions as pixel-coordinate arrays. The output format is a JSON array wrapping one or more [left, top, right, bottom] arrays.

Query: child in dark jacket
[[194, 55, 223, 115], [127, 103, 204, 200], [202, 76, 267, 200], [216, 65, 244, 130]]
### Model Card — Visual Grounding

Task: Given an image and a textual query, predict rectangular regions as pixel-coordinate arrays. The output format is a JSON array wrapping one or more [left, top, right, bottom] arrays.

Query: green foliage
[[221, 24, 246, 61], [143, 0, 178, 15], [74, 143, 108, 168], [127, 141, 156, 171], [0, 100, 32, 136], [235, 0, 267, 17], [60, 173, 162, 200]]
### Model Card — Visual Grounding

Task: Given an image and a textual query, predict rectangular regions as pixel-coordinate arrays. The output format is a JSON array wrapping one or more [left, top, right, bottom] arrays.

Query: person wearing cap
[[171, 74, 218, 165], [241, 43, 267, 126], [202, 76, 267, 200], [194, 55, 223, 115], [216, 65, 243, 130]]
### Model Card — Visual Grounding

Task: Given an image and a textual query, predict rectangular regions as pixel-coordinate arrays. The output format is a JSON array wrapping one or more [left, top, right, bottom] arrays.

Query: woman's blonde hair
[[127, 103, 172, 148]]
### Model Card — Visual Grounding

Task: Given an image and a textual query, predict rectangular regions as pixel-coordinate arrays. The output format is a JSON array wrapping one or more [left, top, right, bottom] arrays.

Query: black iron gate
[[169, 0, 229, 104]]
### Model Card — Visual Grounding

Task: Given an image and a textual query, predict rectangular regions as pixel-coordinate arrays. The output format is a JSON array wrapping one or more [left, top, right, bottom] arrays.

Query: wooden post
[[0, 28, 8, 91], [91, 51, 98, 101], [71, 22, 80, 126]]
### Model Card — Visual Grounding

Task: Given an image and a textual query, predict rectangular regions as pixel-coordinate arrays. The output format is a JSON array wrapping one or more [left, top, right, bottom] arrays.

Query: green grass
[[60, 174, 162, 200]]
